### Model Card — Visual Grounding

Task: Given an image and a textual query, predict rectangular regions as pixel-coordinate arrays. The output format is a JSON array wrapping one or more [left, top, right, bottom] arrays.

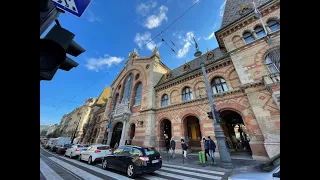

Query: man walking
[[181, 139, 188, 159], [170, 137, 176, 158], [203, 137, 209, 162], [207, 136, 216, 165]]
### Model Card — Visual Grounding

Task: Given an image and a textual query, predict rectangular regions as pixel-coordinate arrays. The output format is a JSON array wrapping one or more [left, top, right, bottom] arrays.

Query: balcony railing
[[263, 72, 280, 91]]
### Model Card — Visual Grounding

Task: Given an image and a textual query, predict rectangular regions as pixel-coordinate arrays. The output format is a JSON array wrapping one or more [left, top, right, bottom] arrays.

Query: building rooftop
[[156, 47, 228, 86], [220, 0, 272, 29]]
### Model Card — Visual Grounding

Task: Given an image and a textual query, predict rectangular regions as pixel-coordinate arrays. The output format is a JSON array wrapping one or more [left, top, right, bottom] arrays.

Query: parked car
[[56, 144, 73, 155], [64, 144, 87, 158], [228, 154, 280, 180], [101, 145, 162, 178], [45, 138, 58, 149], [79, 144, 112, 164], [50, 137, 71, 152]]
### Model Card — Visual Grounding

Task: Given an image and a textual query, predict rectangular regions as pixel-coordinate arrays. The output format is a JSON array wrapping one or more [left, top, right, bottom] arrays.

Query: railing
[[263, 72, 280, 92]]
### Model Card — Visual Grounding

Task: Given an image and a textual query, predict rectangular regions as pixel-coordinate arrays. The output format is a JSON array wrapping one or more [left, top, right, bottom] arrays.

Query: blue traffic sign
[[51, 0, 92, 18]]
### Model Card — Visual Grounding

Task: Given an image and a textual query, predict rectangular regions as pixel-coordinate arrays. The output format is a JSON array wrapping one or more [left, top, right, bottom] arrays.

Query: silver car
[[228, 154, 280, 180]]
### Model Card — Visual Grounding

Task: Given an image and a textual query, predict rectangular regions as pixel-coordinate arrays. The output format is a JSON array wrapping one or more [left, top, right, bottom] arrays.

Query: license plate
[[152, 159, 159, 163]]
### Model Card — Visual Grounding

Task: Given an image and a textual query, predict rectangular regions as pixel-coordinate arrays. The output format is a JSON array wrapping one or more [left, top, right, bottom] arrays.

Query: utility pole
[[200, 62, 234, 169], [40, 0, 63, 36]]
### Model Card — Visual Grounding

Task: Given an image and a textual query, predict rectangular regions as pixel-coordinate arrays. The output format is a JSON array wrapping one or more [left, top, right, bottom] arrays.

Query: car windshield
[[64, 144, 72, 148], [143, 147, 159, 156], [259, 154, 280, 172]]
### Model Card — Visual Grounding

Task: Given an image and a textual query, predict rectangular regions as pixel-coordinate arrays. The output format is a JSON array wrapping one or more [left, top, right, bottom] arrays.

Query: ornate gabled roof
[[95, 86, 111, 105], [156, 47, 228, 86], [220, 0, 272, 29]]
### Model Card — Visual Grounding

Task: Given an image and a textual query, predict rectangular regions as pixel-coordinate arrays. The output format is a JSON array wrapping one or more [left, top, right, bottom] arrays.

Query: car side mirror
[[273, 170, 280, 178]]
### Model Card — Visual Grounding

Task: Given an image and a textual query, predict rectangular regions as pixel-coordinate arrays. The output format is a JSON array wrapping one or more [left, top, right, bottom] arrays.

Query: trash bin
[[198, 151, 205, 164]]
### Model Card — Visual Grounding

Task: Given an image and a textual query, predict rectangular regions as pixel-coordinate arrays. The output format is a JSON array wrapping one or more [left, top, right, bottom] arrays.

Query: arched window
[[112, 94, 119, 110], [254, 26, 266, 39], [267, 20, 280, 32], [211, 77, 228, 94], [122, 74, 133, 103], [243, 32, 255, 44], [182, 87, 193, 101], [134, 83, 142, 105], [265, 48, 280, 73], [161, 94, 168, 107]]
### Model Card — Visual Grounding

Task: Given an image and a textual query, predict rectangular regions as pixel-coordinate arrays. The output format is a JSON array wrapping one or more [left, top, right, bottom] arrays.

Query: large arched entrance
[[183, 116, 202, 150], [110, 122, 123, 148], [159, 119, 172, 149], [220, 110, 252, 156]]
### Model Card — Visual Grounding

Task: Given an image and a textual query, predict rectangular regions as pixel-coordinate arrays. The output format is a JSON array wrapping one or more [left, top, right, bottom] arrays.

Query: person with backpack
[[181, 139, 188, 159], [207, 136, 216, 165], [170, 137, 176, 158]]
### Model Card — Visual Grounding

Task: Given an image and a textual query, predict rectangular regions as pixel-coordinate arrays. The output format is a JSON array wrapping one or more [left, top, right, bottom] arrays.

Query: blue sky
[[40, 0, 226, 125]]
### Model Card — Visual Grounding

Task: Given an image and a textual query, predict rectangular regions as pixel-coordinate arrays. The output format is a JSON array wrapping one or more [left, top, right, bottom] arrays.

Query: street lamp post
[[200, 62, 234, 169], [71, 113, 82, 144]]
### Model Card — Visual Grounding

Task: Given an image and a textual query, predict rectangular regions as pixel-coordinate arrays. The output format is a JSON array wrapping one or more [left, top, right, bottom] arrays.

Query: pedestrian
[[170, 137, 176, 158], [203, 137, 209, 162], [114, 142, 118, 150], [165, 137, 170, 153], [181, 139, 188, 159], [207, 136, 216, 165]]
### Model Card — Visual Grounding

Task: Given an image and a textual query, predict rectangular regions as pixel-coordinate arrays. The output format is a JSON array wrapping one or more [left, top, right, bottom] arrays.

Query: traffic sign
[[51, 0, 92, 18]]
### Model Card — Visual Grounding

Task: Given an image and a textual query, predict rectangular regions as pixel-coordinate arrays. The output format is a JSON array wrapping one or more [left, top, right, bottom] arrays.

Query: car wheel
[[102, 159, 108, 170], [127, 163, 135, 178], [69, 153, 73, 159], [88, 156, 92, 165]]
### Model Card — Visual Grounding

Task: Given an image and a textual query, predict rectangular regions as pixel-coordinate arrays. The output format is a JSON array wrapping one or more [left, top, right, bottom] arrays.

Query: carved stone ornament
[[165, 72, 172, 80], [206, 51, 214, 61], [183, 63, 191, 71], [239, 3, 252, 15]]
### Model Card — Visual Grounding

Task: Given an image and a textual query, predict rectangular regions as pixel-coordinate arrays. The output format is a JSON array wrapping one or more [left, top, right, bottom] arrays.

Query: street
[[40, 146, 229, 180]]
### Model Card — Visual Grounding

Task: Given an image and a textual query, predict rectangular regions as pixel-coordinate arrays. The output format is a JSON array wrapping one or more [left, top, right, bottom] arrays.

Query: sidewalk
[[160, 151, 263, 172]]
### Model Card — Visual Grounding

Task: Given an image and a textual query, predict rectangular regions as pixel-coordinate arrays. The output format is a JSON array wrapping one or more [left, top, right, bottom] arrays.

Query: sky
[[40, 0, 227, 125]]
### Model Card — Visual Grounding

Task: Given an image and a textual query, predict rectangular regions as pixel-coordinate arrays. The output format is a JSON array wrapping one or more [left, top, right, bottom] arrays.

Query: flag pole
[[252, 0, 269, 36]]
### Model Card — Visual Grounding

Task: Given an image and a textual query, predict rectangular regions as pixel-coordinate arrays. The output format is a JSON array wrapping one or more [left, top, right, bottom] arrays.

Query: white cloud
[[193, 0, 200, 4], [177, 31, 195, 59], [87, 10, 101, 23], [85, 55, 124, 72], [219, 0, 226, 17], [136, 0, 157, 16], [144, 6, 168, 29], [204, 23, 217, 40], [134, 32, 161, 51]]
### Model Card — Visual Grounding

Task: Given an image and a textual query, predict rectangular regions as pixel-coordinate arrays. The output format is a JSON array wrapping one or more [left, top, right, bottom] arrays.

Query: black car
[[101, 145, 162, 178], [56, 144, 72, 155]]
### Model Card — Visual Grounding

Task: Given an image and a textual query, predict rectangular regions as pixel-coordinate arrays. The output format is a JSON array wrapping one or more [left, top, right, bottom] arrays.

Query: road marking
[[161, 167, 222, 180], [140, 174, 168, 180], [154, 171, 201, 180], [40, 159, 64, 180], [57, 156, 132, 180], [162, 164, 225, 175], [49, 157, 103, 180]]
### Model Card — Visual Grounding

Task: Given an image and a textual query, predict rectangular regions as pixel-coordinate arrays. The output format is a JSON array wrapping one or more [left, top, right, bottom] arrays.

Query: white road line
[[57, 156, 132, 180], [161, 167, 222, 180], [154, 171, 201, 180], [162, 164, 225, 175], [141, 174, 168, 180], [40, 159, 64, 180], [49, 157, 103, 180]]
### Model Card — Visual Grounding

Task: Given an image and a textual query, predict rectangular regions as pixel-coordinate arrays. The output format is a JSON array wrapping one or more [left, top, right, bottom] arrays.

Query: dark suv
[[101, 145, 162, 178]]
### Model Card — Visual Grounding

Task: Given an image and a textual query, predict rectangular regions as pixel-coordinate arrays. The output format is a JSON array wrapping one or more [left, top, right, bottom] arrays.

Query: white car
[[64, 144, 88, 159], [79, 144, 112, 165]]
